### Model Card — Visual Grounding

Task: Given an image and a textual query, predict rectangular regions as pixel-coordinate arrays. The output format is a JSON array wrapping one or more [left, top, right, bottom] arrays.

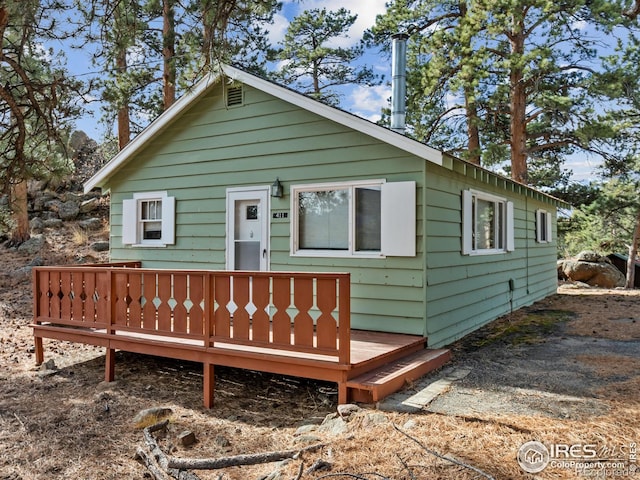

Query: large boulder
[[17, 235, 46, 255], [58, 200, 80, 221], [560, 251, 625, 288]]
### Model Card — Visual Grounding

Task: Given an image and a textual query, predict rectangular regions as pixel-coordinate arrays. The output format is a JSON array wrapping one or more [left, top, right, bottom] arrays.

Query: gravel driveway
[[380, 294, 640, 420]]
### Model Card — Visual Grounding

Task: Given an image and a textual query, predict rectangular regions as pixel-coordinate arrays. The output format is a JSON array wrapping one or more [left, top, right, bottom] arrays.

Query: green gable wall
[[106, 82, 428, 336], [423, 162, 559, 347]]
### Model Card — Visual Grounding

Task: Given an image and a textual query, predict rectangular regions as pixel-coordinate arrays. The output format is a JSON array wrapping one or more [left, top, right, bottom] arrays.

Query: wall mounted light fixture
[[271, 177, 283, 198]]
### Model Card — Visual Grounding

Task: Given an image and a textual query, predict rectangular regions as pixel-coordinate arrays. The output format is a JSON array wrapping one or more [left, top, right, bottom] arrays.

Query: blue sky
[[67, 0, 391, 141], [65, 0, 598, 181]]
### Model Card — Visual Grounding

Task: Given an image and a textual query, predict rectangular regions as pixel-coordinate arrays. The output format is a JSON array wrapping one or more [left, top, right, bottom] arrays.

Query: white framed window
[[462, 189, 514, 255], [536, 209, 553, 243], [122, 191, 176, 247], [291, 180, 416, 257]]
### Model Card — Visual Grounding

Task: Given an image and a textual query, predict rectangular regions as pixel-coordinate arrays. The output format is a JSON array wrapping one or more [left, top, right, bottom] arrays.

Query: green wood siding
[[104, 78, 559, 346], [423, 163, 558, 347], [106, 82, 427, 336]]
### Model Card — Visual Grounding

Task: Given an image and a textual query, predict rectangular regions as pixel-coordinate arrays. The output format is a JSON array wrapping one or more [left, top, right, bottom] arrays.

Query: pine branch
[[392, 424, 495, 480]]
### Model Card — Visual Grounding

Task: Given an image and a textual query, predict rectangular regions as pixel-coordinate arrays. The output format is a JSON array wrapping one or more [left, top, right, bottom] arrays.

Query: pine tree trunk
[[162, 0, 176, 110], [202, 0, 215, 67], [465, 86, 481, 165], [459, 1, 480, 166], [115, 3, 131, 150], [509, 24, 528, 184], [510, 75, 527, 184], [116, 48, 130, 150], [9, 179, 29, 245], [626, 207, 640, 289]]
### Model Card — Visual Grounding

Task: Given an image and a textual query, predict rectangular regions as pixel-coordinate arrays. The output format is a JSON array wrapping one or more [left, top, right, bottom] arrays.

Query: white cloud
[[32, 43, 53, 62], [267, 13, 290, 45], [288, 0, 388, 48], [348, 84, 389, 121], [572, 20, 588, 31], [126, 46, 146, 66], [565, 157, 600, 182]]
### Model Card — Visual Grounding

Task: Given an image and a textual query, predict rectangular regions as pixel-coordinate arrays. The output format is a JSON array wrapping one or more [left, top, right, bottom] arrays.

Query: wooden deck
[[31, 264, 450, 406]]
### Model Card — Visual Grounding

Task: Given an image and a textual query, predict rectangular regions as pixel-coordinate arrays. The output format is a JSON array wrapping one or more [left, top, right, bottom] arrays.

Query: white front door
[[226, 187, 269, 271]]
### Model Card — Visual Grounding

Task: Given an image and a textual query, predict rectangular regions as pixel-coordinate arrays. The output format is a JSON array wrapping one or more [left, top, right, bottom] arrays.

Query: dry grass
[[576, 354, 640, 377], [0, 238, 639, 479], [70, 225, 90, 246], [557, 284, 640, 340]]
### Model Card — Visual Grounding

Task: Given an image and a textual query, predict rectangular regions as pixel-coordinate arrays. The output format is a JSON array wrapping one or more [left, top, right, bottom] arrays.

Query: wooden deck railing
[[33, 266, 351, 364]]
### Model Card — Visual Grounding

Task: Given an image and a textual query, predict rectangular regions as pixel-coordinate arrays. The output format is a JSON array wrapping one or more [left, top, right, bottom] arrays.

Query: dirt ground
[[0, 237, 639, 480]]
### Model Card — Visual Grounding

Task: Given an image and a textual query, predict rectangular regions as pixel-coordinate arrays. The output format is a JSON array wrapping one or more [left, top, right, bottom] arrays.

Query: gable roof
[[84, 64, 444, 193]]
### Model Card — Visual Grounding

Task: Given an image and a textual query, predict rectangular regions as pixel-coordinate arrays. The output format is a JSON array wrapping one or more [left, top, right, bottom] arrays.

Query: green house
[[85, 65, 563, 348]]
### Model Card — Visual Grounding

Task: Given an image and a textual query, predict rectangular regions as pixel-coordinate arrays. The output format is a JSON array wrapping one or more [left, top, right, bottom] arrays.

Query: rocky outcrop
[[558, 251, 626, 288], [1, 130, 110, 254], [27, 187, 107, 225]]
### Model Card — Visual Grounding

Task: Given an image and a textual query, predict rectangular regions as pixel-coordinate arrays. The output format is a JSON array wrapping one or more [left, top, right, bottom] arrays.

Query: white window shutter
[[461, 190, 473, 255], [122, 199, 137, 245], [546, 210, 553, 242], [381, 181, 416, 256], [161, 196, 176, 245], [506, 201, 515, 251]]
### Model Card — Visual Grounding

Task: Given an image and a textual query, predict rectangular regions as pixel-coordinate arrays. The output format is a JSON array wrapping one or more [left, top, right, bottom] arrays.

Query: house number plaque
[[272, 211, 288, 219]]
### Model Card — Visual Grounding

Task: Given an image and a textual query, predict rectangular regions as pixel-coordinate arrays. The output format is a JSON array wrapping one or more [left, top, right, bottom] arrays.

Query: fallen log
[[137, 420, 201, 480], [135, 446, 173, 480], [167, 442, 326, 470]]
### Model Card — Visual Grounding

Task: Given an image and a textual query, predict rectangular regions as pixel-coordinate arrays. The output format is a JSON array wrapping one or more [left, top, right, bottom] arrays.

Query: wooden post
[[203, 362, 214, 408], [338, 274, 351, 365], [105, 345, 115, 382], [107, 269, 115, 335], [204, 273, 214, 408], [105, 269, 116, 382], [204, 273, 213, 348], [32, 268, 44, 365], [338, 371, 348, 405], [34, 337, 44, 365]]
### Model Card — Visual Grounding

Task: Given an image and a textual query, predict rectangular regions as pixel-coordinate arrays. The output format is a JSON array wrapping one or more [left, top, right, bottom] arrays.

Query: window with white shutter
[[462, 189, 514, 255], [291, 180, 416, 257], [122, 191, 176, 247], [536, 209, 553, 243]]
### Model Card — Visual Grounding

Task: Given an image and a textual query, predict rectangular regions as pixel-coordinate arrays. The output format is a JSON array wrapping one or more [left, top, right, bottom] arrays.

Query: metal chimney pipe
[[391, 32, 409, 134]]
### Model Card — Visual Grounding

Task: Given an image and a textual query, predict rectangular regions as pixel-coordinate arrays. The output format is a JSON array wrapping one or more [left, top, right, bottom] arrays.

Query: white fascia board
[[222, 65, 443, 167], [83, 73, 220, 193]]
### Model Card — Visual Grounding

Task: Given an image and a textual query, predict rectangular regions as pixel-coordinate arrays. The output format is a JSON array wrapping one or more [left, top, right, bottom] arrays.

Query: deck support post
[[338, 372, 348, 405], [34, 337, 44, 365], [203, 362, 214, 408], [105, 347, 115, 382]]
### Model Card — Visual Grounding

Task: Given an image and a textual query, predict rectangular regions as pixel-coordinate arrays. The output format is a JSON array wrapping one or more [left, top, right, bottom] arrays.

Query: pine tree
[[272, 7, 378, 106], [78, 0, 279, 146], [367, 0, 628, 186], [592, 38, 640, 288], [0, 2, 82, 244]]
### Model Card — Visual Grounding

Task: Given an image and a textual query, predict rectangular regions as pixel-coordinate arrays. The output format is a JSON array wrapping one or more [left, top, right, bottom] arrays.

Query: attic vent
[[226, 84, 244, 107]]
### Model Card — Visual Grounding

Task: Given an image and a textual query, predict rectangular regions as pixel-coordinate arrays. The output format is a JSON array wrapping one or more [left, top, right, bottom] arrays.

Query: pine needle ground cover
[[1, 243, 638, 479]]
